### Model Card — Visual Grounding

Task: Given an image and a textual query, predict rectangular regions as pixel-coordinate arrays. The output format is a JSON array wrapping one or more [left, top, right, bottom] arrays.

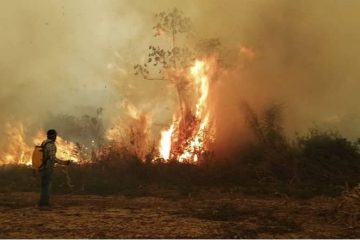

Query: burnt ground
[[0, 191, 358, 238]]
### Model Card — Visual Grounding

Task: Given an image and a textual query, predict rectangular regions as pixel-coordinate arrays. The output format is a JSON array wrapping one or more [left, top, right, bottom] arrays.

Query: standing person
[[39, 129, 71, 208]]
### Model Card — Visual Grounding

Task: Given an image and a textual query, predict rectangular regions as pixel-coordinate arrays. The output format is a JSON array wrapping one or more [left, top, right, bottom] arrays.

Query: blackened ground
[[0, 191, 358, 238]]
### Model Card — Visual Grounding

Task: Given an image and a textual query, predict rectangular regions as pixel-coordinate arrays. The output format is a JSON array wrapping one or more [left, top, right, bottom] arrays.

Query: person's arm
[[55, 158, 71, 165], [48, 143, 71, 165]]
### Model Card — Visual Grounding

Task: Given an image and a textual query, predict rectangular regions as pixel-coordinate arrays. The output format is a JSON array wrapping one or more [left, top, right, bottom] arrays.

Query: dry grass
[[0, 191, 359, 238]]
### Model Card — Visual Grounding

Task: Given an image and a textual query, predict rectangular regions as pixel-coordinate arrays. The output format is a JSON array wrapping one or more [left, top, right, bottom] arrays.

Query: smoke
[[239, 0, 360, 139], [0, 0, 146, 145], [191, 0, 360, 147], [1, 0, 360, 152]]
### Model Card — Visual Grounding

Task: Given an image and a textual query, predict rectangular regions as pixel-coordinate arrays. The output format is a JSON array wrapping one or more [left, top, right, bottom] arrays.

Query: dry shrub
[[240, 103, 298, 184], [336, 184, 360, 227]]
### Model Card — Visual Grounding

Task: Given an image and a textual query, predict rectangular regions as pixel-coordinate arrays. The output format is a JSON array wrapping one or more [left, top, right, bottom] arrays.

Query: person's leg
[[39, 171, 52, 206]]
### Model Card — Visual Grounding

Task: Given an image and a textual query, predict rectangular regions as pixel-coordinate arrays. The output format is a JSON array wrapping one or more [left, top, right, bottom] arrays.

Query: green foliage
[[134, 9, 225, 81], [134, 8, 194, 80], [241, 102, 360, 193], [134, 46, 194, 80], [298, 129, 360, 160], [153, 8, 191, 37], [240, 103, 297, 184], [297, 129, 360, 186]]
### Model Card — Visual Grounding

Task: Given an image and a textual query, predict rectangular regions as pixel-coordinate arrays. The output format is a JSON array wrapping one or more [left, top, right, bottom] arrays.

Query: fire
[[106, 100, 153, 161], [0, 123, 81, 166], [159, 124, 174, 160], [192, 60, 209, 118], [56, 135, 81, 163], [0, 122, 33, 165], [158, 59, 215, 162], [239, 46, 255, 60], [1, 59, 215, 165]]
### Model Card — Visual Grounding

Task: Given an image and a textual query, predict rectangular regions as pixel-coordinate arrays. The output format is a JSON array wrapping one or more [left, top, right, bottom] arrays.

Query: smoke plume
[[1, 0, 360, 154]]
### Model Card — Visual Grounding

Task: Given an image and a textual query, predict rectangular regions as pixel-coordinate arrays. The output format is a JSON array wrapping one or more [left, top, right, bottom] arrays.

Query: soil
[[0, 191, 358, 238]]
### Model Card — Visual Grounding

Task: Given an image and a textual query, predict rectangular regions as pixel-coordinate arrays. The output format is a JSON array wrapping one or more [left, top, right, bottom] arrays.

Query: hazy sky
[[1, 0, 360, 143]]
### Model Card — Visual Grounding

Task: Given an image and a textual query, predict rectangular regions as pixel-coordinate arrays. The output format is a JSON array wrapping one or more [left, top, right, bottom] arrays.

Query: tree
[[134, 8, 192, 79], [133, 9, 222, 160], [134, 8, 198, 137]]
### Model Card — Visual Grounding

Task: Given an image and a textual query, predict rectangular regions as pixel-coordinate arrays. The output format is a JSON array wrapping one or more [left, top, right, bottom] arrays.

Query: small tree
[[243, 103, 286, 148], [134, 8, 192, 78], [242, 102, 298, 183], [133, 9, 223, 160], [134, 8, 196, 120]]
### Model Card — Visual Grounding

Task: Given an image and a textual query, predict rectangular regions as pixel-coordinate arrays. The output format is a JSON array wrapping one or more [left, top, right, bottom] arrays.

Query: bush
[[297, 129, 360, 187], [241, 103, 298, 184]]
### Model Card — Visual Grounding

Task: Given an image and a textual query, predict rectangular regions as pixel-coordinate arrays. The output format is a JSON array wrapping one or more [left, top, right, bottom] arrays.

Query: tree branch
[[144, 77, 168, 81]]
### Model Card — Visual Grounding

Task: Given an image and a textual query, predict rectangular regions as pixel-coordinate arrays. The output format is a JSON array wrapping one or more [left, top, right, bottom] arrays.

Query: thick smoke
[[240, 0, 360, 139], [1, 0, 360, 152], [0, 0, 146, 145]]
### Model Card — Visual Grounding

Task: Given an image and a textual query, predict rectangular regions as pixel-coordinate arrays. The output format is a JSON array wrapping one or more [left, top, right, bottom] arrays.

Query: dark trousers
[[39, 170, 52, 206]]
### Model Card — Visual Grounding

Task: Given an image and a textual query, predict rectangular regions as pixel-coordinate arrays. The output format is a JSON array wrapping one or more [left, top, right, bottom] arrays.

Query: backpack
[[31, 142, 49, 170]]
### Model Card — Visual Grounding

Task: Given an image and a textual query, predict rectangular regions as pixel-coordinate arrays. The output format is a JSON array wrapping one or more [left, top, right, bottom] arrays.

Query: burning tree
[[134, 8, 218, 163]]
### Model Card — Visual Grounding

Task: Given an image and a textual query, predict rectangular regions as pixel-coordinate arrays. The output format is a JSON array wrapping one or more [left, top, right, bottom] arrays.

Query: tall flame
[[159, 124, 174, 160], [158, 59, 214, 162], [0, 122, 32, 165], [192, 60, 209, 118]]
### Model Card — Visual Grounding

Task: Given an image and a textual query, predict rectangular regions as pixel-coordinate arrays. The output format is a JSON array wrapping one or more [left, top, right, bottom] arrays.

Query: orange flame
[[0, 122, 32, 165], [159, 124, 174, 160], [0, 123, 81, 166], [158, 59, 215, 162], [192, 60, 209, 118], [56, 135, 81, 163]]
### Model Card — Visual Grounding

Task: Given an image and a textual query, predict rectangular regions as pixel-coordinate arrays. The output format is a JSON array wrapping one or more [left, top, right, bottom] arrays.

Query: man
[[39, 129, 71, 208]]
